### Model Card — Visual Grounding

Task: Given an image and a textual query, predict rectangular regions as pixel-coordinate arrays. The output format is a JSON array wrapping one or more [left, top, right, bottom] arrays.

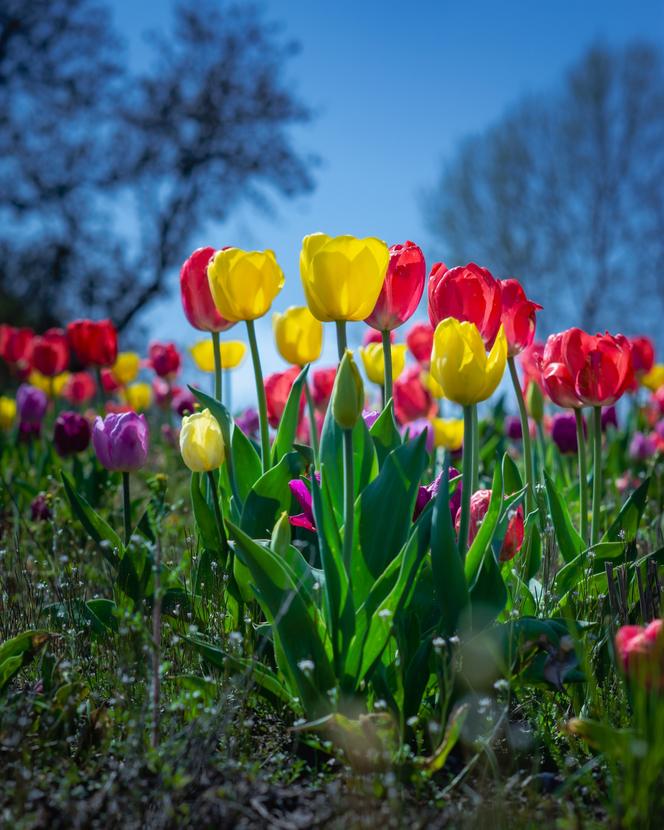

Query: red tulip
[[519, 340, 544, 395], [406, 321, 434, 365], [152, 377, 173, 407], [149, 342, 181, 378], [615, 620, 664, 690], [101, 368, 121, 393], [455, 489, 524, 562], [30, 329, 69, 377], [630, 336, 655, 376], [362, 329, 393, 346], [180, 247, 235, 333], [428, 262, 502, 346], [311, 367, 336, 410], [540, 332, 582, 408], [0, 325, 33, 366], [62, 372, 97, 405], [265, 366, 304, 428], [66, 319, 118, 367], [365, 241, 426, 332], [393, 365, 436, 425], [499, 279, 542, 357]]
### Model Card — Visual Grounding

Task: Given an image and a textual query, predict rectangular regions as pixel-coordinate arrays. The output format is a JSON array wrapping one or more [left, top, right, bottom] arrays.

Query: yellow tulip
[[28, 371, 69, 397], [0, 396, 17, 430], [112, 352, 140, 385], [207, 248, 284, 322], [431, 318, 507, 406], [432, 418, 464, 451], [273, 306, 323, 366], [180, 408, 225, 472], [190, 339, 215, 373], [220, 340, 246, 369], [642, 364, 664, 392], [359, 342, 407, 386], [122, 382, 153, 412], [300, 233, 390, 322], [423, 370, 445, 400]]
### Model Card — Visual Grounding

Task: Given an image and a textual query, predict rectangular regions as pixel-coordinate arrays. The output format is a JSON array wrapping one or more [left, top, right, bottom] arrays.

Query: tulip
[[273, 306, 323, 367], [519, 340, 545, 396], [428, 263, 502, 347], [28, 370, 69, 398], [172, 388, 197, 417], [393, 365, 437, 425], [311, 367, 336, 410], [455, 489, 524, 562], [432, 417, 464, 451], [601, 405, 618, 432], [67, 319, 118, 368], [359, 342, 407, 387], [331, 350, 364, 431], [236, 407, 259, 438], [615, 620, 664, 690], [101, 368, 121, 393], [550, 412, 581, 455], [505, 416, 523, 441], [401, 417, 434, 454], [0, 326, 33, 369], [300, 233, 389, 328], [219, 341, 246, 370], [422, 369, 444, 400], [629, 431, 657, 461], [179, 409, 225, 472], [363, 329, 392, 346], [30, 329, 69, 377], [630, 336, 655, 377], [642, 364, 664, 393], [62, 372, 96, 406], [31, 493, 52, 522], [265, 366, 304, 429], [152, 377, 172, 409], [0, 396, 17, 430], [499, 279, 542, 357], [288, 473, 321, 532], [53, 411, 91, 457], [365, 241, 426, 332], [149, 342, 181, 379], [362, 409, 380, 430], [406, 322, 434, 366], [414, 467, 461, 521], [180, 247, 235, 333], [111, 352, 141, 386], [16, 383, 48, 424], [122, 382, 153, 412]]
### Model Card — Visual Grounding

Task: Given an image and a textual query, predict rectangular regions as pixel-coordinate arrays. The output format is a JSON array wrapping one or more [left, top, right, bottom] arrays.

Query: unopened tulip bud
[[332, 350, 364, 430], [526, 380, 544, 423]]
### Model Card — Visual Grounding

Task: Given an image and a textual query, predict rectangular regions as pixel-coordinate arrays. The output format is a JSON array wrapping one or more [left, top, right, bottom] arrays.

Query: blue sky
[[111, 0, 664, 404]]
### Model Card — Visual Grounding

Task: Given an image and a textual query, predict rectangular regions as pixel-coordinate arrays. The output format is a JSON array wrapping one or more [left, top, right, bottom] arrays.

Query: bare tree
[[425, 42, 664, 338], [0, 0, 314, 331]]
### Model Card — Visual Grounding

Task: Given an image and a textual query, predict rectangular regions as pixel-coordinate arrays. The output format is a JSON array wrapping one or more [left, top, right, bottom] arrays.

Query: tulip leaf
[[430, 465, 468, 636], [354, 432, 429, 607], [227, 519, 335, 718], [502, 453, 523, 497], [0, 631, 50, 694], [469, 544, 507, 621], [553, 541, 627, 595], [240, 451, 303, 538], [271, 365, 309, 465], [369, 401, 402, 467], [231, 424, 262, 504], [61, 471, 123, 566], [319, 407, 377, 523], [544, 470, 585, 563], [601, 477, 650, 544], [190, 472, 222, 553]]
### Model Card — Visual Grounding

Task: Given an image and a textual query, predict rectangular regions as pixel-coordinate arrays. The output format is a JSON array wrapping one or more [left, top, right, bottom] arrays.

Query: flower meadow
[[1, 236, 664, 827]]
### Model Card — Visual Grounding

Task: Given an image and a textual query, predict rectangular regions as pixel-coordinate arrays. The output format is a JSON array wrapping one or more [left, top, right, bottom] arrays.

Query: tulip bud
[[271, 511, 292, 556], [526, 380, 544, 423], [179, 408, 225, 472], [53, 411, 91, 457], [331, 350, 364, 430]]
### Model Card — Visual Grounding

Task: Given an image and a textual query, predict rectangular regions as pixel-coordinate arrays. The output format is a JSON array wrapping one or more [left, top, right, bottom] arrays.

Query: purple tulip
[[288, 473, 320, 532], [236, 407, 259, 437], [402, 417, 434, 454], [53, 411, 91, 457], [414, 466, 461, 521], [92, 412, 149, 472], [16, 384, 48, 424], [30, 493, 52, 521], [629, 431, 657, 461], [655, 420, 664, 442], [19, 421, 41, 442], [362, 409, 380, 430], [601, 405, 618, 432], [505, 415, 522, 441], [550, 412, 581, 455], [172, 388, 197, 417]]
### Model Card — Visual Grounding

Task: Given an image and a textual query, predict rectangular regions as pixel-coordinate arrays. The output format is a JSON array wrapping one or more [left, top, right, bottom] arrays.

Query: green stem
[[471, 404, 480, 492], [246, 319, 270, 473], [342, 427, 355, 573], [304, 380, 319, 467], [335, 320, 348, 361], [206, 470, 228, 555], [381, 330, 393, 407], [591, 405, 602, 545], [122, 471, 131, 547], [508, 356, 534, 515], [459, 405, 475, 558], [575, 408, 589, 544], [211, 331, 222, 405]]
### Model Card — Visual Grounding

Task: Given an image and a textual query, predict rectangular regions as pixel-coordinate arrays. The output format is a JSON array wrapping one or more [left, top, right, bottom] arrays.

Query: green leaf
[[231, 423, 262, 504], [271, 365, 309, 465], [602, 477, 650, 543], [420, 703, 469, 774], [0, 631, 50, 693], [240, 451, 304, 538], [502, 452, 523, 496], [369, 401, 402, 467], [190, 473, 222, 553], [188, 385, 240, 505], [61, 472, 122, 566], [465, 463, 503, 586], [544, 470, 585, 564]]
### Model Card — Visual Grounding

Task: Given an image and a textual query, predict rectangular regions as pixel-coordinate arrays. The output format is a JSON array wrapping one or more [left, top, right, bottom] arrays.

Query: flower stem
[[459, 405, 475, 558], [471, 404, 480, 492], [381, 329, 393, 407], [342, 427, 355, 572], [211, 331, 223, 405], [206, 470, 228, 555], [246, 319, 270, 473], [574, 408, 589, 544], [304, 380, 319, 467], [335, 320, 348, 361], [122, 471, 131, 547], [591, 405, 602, 545], [508, 356, 534, 516]]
